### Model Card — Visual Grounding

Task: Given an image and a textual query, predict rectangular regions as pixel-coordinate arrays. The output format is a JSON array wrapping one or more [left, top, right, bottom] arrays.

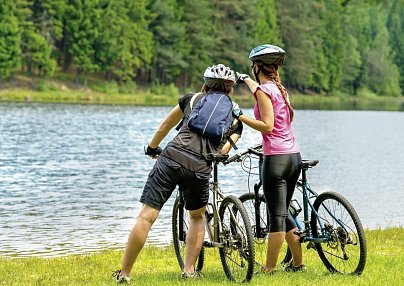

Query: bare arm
[[239, 89, 274, 133], [148, 105, 184, 148], [244, 77, 259, 94], [220, 132, 241, 154]]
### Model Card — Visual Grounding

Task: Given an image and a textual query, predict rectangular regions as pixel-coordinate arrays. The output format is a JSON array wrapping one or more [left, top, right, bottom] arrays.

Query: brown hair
[[254, 62, 294, 121], [201, 82, 233, 95]]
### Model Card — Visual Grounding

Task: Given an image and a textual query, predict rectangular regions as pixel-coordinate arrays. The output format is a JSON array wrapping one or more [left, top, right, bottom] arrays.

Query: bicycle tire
[[311, 191, 367, 275], [219, 195, 255, 282], [239, 192, 292, 268], [172, 196, 204, 272]]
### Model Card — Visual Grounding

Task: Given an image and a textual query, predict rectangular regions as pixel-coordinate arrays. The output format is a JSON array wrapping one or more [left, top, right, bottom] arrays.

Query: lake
[[0, 102, 403, 257]]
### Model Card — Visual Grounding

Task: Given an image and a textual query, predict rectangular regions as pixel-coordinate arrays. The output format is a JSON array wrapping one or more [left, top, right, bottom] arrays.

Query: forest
[[0, 0, 403, 97]]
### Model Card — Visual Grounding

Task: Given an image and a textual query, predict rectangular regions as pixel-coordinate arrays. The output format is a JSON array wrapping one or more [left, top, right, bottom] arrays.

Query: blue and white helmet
[[203, 64, 235, 87], [249, 44, 286, 66]]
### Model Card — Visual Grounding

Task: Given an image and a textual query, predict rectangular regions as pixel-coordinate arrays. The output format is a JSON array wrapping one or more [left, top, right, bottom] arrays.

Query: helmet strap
[[252, 63, 262, 84]]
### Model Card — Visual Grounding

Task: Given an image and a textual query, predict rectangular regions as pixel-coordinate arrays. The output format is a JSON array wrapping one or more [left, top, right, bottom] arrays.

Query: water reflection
[[0, 103, 403, 257]]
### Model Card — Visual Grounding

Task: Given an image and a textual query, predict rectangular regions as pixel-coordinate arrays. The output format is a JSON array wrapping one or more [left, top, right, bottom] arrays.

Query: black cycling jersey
[[161, 92, 242, 174]]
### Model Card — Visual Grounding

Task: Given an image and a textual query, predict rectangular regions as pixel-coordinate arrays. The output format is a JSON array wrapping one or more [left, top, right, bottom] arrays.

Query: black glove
[[232, 102, 243, 119], [145, 145, 162, 158], [236, 72, 250, 84]]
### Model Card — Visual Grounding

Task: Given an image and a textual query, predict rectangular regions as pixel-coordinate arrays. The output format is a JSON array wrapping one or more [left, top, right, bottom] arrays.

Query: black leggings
[[262, 153, 301, 233]]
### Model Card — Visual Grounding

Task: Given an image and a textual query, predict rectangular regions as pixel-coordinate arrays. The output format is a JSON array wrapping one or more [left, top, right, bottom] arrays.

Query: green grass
[[1, 228, 403, 285]]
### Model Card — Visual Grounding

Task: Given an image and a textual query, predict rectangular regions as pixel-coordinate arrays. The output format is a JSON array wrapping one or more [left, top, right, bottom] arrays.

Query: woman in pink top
[[234, 44, 305, 274]]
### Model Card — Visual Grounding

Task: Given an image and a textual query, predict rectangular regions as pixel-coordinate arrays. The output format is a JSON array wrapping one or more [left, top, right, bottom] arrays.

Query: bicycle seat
[[300, 160, 319, 169], [204, 153, 229, 163]]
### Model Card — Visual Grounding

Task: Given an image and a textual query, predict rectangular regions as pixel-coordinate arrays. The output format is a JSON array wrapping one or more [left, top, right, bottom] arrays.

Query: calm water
[[0, 103, 403, 257]]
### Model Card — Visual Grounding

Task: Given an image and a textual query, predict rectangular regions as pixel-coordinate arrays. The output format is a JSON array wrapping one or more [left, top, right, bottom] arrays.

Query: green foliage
[[180, 0, 215, 89], [0, 0, 402, 96], [210, 0, 256, 71], [96, 0, 153, 82], [253, 0, 281, 46], [66, 0, 101, 85], [150, 82, 179, 97], [24, 30, 56, 77], [386, 0, 404, 94], [148, 0, 187, 84], [279, 0, 318, 90], [0, 1, 21, 79]]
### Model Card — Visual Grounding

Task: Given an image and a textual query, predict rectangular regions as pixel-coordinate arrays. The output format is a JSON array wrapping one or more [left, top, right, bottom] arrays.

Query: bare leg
[[264, 231, 286, 271], [121, 205, 160, 276], [285, 227, 303, 266], [183, 206, 206, 273]]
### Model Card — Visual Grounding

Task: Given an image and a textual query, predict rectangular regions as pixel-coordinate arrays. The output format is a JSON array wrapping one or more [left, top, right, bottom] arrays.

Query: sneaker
[[181, 270, 204, 279], [283, 261, 307, 272], [112, 270, 131, 284], [261, 267, 278, 275]]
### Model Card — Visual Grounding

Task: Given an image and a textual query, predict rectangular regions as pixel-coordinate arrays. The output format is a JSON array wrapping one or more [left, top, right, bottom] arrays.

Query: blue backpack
[[187, 91, 234, 144]]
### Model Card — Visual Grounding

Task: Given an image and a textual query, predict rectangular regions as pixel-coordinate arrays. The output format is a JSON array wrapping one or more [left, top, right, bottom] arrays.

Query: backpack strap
[[189, 92, 202, 110], [175, 92, 203, 131]]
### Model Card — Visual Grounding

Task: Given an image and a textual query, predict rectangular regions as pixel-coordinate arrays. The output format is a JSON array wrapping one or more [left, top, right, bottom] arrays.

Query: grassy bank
[[1, 73, 404, 110], [0, 227, 403, 285], [2, 87, 404, 111]]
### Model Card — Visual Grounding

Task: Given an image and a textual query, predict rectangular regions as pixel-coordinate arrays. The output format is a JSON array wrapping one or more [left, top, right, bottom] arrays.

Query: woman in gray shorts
[[113, 64, 243, 283]]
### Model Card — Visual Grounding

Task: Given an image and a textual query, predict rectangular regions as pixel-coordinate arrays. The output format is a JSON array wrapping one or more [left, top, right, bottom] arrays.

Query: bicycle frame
[[248, 153, 349, 245], [232, 145, 367, 275], [173, 153, 256, 282], [295, 165, 352, 244], [205, 161, 226, 247]]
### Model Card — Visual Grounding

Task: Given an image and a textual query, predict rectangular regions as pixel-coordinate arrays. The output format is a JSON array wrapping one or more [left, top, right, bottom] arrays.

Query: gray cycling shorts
[[140, 156, 210, 211]]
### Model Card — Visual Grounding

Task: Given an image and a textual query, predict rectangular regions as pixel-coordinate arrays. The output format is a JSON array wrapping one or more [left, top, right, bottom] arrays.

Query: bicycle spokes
[[311, 192, 366, 275], [219, 196, 255, 282]]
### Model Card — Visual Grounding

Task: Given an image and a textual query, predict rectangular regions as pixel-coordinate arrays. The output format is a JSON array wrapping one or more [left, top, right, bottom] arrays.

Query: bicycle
[[224, 144, 367, 275], [172, 153, 255, 282]]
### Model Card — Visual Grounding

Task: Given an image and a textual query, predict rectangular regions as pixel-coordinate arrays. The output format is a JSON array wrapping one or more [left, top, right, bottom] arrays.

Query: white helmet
[[203, 64, 235, 87], [249, 44, 286, 66]]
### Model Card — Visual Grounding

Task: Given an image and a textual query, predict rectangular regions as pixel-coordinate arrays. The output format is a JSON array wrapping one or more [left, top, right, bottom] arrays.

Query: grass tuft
[[0, 228, 403, 285]]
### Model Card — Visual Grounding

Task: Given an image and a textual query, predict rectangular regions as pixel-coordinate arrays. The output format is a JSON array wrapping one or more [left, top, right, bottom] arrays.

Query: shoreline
[[1, 88, 404, 111]]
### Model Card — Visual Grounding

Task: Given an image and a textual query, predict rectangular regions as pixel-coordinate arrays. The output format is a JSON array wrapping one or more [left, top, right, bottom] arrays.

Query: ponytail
[[256, 62, 294, 121]]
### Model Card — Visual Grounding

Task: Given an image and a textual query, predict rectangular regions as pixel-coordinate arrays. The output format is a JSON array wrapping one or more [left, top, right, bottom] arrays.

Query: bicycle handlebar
[[224, 144, 263, 165]]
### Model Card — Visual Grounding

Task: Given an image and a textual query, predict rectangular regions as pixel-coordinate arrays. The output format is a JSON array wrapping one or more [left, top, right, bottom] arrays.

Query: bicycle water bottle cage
[[289, 199, 302, 217]]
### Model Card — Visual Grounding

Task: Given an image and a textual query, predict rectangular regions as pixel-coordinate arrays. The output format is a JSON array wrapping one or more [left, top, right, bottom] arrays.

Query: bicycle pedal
[[294, 229, 308, 237]]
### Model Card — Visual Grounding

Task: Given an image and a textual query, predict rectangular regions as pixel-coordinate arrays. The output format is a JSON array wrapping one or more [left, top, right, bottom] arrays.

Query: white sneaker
[[112, 270, 131, 284]]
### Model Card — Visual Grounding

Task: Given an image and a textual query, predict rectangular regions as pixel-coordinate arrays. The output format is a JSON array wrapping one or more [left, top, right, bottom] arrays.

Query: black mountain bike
[[224, 144, 367, 275], [172, 154, 255, 282]]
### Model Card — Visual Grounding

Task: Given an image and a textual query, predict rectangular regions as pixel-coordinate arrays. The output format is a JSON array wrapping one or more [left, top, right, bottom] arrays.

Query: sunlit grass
[[0, 228, 403, 285]]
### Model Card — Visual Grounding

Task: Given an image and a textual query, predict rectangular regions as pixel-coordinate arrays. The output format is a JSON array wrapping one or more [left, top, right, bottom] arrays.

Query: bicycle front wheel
[[311, 191, 367, 275], [239, 192, 292, 268], [172, 196, 204, 272], [219, 195, 255, 282]]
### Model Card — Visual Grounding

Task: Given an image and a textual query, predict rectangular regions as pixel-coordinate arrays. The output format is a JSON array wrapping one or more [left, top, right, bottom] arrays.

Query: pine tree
[[148, 0, 187, 84], [0, 1, 21, 81], [179, 0, 215, 89], [210, 0, 256, 72], [387, 0, 404, 95], [253, 0, 281, 46], [66, 0, 101, 86], [278, 0, 319, 91]]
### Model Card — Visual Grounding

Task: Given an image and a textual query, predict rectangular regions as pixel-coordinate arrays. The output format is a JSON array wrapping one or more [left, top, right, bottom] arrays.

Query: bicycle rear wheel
[[172, 195, 204, 272], [239, 192, 292, 268], [311, 191, 367, 275], [219, 195, 255, 282]]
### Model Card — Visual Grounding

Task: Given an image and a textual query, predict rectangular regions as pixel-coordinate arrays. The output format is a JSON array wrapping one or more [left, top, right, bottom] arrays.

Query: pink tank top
[[253, 82, 299, 155]]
